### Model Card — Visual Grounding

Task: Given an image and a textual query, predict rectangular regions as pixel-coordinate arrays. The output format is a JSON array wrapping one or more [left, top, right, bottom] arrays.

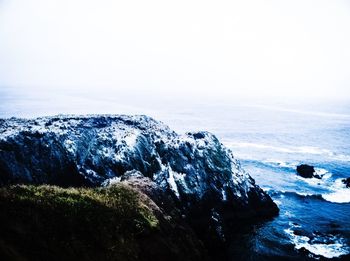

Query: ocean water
[[164, 103, 350, 260], [1, 87, 349, 260], [160, 102, 350, 260]]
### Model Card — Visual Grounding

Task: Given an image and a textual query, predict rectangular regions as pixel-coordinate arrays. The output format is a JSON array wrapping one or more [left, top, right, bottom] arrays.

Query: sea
[[1, 87, 349, 260]]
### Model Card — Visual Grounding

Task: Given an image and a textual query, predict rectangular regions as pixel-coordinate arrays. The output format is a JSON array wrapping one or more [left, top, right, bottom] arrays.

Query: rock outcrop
[[0, 115, 278, 256], [296, 164, 321, 179], [342, 177, 350, 188]]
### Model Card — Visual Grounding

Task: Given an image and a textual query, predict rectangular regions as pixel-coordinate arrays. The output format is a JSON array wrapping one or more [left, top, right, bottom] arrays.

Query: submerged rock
[[0, 115, 278, 254], [296, 164, 320, 179]]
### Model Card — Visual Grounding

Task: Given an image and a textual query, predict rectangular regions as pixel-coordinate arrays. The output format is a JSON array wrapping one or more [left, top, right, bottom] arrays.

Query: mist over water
[[1, 86, 350, 259]]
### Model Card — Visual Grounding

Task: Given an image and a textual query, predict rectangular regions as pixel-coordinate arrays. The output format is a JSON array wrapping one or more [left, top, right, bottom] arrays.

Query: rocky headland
[[0, 115, 279, 260]]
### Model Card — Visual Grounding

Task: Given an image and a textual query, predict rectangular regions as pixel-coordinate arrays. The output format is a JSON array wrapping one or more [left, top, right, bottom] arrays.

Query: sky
[[0, 0, 350, 102]]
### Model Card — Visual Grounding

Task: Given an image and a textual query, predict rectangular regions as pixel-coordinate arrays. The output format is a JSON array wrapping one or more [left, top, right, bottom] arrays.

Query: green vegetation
[[0, 184, 160, 261], [0, 183, 207, 261], [0, 184, 207, 261], [2, 184, 159, 229]]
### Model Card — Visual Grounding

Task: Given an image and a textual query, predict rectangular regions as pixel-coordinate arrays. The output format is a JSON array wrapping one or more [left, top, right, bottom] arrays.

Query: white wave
[[284, 211, 294, 218], [333, 178, 349, 190], [296, 177, 325, 187], [322, 178, 350, 203], [263, 159, 297, 169], [224, 141, 350, 162], [294, 191, 317, 197], [263, 161, 332, 182], [323, 190, 350, 203], [315, 167, 329, 176], [285, 228, 350, 259], [244, 104, 350, 119], [295, 176, 350, 203], [273, 200, 282, 206], [261, 187, 272, 192], [225, 141, 330, 154], [288, 221, 301, 228], [296, 169, 332, 187]]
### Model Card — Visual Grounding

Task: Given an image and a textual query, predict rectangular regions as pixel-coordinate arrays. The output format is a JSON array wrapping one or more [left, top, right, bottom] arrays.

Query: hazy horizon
[[1, 0, 350, 105]]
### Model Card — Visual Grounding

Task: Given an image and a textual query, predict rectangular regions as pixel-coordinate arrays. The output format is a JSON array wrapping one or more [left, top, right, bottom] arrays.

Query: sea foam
[[224, 141, 350, 162], [322, 178, 350, 203], [285, 227, 350, 259]]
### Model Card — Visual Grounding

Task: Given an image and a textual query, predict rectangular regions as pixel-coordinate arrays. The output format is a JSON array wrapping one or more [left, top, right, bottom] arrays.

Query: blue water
[[1, 87, 349, 260], [163, 102, 350, 260]]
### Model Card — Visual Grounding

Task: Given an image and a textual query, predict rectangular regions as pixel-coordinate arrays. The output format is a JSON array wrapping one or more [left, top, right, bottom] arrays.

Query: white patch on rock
[[85, 169, 99, 179], [221, 189, 227, 201], [102, 176, 121, 186], [64, 139, 76, 154], [123, 131, 139, 147], [168, 166, 180, 198]]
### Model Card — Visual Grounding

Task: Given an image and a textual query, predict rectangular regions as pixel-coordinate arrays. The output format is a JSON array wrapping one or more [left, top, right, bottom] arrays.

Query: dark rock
[[296, 164, 319, 179], [328, 222, 340, 229], [293, 229, 314, 239], [297, 247, 312, 256], [342, 177, 350, 188], [190, 132, 206, 140], [0, 115, 279, 257]]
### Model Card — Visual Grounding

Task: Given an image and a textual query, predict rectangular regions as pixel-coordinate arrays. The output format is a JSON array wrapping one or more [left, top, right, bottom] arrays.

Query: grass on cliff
[[0, 184, 159, 261]]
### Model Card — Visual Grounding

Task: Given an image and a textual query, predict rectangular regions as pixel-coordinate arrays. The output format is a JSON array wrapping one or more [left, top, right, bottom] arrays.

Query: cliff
[[0, 115, 278, 259]]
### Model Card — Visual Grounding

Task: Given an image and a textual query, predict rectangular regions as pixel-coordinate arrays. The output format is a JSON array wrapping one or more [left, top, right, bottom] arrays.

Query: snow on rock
[[0, 115, 278, 238]]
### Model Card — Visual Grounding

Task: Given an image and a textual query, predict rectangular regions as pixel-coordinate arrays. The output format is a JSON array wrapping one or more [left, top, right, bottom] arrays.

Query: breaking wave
[[322, 178, 350, 203], [285, 224, 350, 259], [224, 141, 350, 162], [273, 179, 350, 204]]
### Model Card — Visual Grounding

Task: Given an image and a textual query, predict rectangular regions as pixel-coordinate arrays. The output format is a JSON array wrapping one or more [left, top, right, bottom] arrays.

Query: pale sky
[[1, 0, 350, 101]]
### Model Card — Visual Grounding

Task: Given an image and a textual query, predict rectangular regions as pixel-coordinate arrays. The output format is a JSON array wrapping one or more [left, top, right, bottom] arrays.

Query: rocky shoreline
[[0, 115, 279, 260]]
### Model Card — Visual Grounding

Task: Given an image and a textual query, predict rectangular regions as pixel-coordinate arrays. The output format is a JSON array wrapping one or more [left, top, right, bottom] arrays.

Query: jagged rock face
[[0, 115, 278, 240]]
